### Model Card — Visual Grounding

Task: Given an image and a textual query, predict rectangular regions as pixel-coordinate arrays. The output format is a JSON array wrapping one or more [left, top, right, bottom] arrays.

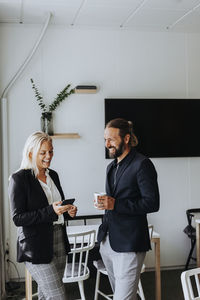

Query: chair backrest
[[186, 209, 200, 228], [63, 230, 96, 280], [181, 267, 200, 300], [148, 224, 154, 240]]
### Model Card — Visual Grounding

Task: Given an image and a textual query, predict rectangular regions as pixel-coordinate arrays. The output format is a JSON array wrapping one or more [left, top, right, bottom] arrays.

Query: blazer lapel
[[112, 148, 136, 194], [106, 161, 115, 195], [27, 169, 64, 207], [30, 174, 49, 205], [49, 170, 64, 200]]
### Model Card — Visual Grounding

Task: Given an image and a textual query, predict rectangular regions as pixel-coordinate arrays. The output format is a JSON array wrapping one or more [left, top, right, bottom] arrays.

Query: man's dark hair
[[106, 118, 138, 147]]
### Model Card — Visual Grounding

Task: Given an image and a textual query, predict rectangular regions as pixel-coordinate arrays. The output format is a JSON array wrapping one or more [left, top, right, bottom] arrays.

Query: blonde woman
[[9, 131, 77, 299]]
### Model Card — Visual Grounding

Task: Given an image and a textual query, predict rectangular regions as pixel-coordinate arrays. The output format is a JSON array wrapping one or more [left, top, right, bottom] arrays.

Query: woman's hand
[[53, 201, 75, 216], [68, 205, 77, 218]]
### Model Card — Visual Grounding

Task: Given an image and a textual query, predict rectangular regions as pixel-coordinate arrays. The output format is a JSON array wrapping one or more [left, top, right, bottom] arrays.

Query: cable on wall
[[19, 0, 24, 24], [166, 1, 200, 30], [71, 0, 87, 26], [120, 0, 148, 28]]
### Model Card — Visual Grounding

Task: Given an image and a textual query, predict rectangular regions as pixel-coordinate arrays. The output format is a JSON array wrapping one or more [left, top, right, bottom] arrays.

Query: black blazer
[[9, 168, 70, 264], [97, 148, 160, 252]]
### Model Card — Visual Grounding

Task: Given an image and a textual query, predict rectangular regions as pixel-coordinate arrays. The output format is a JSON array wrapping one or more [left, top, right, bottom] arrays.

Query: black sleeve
[[9, 173, 58, 227]]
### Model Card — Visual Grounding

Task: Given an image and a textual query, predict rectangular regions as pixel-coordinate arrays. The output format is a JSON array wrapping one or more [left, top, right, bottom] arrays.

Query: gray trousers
[[100, 234, 146, 300], [25, 225, 67, 300]]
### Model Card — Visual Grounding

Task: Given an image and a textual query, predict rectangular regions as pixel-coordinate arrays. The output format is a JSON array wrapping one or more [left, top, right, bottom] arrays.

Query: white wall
[[1, 24, 200, 279]]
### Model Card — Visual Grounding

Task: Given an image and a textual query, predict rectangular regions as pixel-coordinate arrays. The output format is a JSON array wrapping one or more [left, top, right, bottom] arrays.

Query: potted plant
[[30, 78, 75, 135]]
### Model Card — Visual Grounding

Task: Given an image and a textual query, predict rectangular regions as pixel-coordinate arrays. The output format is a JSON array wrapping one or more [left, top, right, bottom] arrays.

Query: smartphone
[[61, 198, 75, 206]]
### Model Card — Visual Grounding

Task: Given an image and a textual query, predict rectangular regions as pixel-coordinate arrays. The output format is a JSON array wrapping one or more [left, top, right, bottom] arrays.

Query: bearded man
[[96, 118, 160, 300]]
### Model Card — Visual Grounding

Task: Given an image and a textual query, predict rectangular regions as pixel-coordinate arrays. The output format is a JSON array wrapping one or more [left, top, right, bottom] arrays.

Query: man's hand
[[97, 195, 115, 210]]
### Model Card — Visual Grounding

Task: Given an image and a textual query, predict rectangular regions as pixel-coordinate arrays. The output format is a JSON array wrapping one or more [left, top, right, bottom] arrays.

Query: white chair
[[62, 230, 96, 300], [181, 267, 200, 300], [93, 225, 154, 300]]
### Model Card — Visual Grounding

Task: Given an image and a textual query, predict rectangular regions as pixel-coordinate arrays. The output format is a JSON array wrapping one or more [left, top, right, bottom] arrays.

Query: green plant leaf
[[30, 78, 75, 113], [49, 84, 75, 112], [30, 78, 47, 112]]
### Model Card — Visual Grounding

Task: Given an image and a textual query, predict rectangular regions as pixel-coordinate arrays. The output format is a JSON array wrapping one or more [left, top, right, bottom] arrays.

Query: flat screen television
[[105, 98, 200, 158]]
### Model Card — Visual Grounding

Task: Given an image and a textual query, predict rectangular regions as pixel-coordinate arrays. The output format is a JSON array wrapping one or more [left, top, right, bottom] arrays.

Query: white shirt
[[38, 169, 64, 225]]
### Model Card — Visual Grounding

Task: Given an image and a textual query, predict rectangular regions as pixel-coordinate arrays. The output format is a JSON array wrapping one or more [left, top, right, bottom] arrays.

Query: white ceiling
[[0, 0, 200, 33]]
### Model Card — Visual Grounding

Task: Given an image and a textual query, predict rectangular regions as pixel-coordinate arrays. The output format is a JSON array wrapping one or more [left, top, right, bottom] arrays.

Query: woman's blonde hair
[[20, 131, 52, 176]]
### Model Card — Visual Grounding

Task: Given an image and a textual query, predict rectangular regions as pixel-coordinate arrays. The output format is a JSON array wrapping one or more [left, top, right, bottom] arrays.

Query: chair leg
[[185, 239, 196, 270], [94, 270, 101, 300], [137, 279, 145, 300], [78, 281, 86, 300], [25, 268, 32, 300]]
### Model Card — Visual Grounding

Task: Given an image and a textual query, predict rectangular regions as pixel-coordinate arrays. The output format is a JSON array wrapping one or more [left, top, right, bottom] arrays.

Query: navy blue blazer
[[97, 148, 160, 252], [9, 168, 70, 264]]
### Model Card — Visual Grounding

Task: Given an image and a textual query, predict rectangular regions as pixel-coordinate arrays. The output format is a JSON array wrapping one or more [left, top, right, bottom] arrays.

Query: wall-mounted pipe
[[0, 11, 52, 280], [1, 12, 52, 99]]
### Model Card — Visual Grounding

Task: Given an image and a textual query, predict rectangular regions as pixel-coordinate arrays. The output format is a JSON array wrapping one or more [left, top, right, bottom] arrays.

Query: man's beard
[[108, 140, 125, 158]]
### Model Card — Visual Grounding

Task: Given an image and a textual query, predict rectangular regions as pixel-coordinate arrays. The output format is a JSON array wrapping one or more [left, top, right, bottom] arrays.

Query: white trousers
[[100, 235, 146, 300]]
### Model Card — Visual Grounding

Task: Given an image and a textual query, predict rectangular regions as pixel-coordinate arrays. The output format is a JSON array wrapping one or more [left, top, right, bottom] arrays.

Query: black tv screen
[[105, 98, 200, 158]]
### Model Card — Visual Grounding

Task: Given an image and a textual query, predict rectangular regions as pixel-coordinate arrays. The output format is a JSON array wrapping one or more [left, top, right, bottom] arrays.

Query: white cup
[[94, 192, 106, 207]]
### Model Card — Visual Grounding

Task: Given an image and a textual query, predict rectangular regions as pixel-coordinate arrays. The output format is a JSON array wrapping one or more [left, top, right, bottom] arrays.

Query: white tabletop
[[66, 224, 160, 240]]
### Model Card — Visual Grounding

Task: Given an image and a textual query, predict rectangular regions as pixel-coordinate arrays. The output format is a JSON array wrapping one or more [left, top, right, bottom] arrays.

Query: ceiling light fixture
[[120, 0, 148, 28], [166, 1, 200, 30]]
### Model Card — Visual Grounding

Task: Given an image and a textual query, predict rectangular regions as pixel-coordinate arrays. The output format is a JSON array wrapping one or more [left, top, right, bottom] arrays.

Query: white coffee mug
[[94, 192, 106, 206]]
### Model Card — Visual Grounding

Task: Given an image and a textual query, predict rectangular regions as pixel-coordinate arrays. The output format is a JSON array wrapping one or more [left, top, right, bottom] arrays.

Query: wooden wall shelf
[[51, 133, 80, 139], [75, 85, 97, 94], [75, 89, 97, 94]]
